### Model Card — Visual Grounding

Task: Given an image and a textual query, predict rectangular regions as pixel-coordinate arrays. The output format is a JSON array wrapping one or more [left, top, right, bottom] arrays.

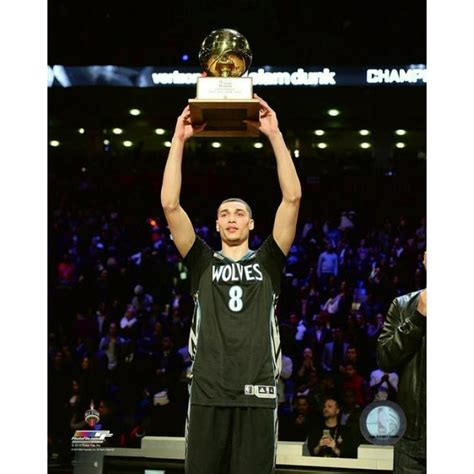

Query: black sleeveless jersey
[[183, 235, 287, 408]]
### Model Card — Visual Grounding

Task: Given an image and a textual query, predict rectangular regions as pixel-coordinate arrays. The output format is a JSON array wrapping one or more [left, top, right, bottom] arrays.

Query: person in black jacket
[[307, 398, 360, 458], [377, 252, 426, 474]]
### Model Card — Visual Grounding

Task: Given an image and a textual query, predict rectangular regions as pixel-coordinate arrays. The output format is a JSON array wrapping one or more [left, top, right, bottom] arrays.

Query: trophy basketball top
[[199, 29, 252, 78]]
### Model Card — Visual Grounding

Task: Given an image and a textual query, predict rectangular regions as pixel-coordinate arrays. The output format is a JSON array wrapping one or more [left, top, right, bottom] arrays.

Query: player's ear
[[216, 220, 220, 233], [249, 219, 254, 230]]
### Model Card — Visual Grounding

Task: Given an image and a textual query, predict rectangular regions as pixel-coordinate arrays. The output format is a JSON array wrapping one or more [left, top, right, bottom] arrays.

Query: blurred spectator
[[93, 302, 110, 339], [120, 304, 139, 339], [320, 288, 343, 317], [131, 284, 154, 316], [57, 253, 76, 287], [339, 389, 362, 427], [296, 347, 318, 384], [95, 399, 124, 447], [317, 244, 338, 283], [321, 327, 349, 373], [99, 322, 126, 371], [343, 345, 367, 377], [306, 313, 332, 359], [415, 217, 426, 250], [369, 368, 398, 401], [342, 363, 367, 407], [280, 395, 313, 441]]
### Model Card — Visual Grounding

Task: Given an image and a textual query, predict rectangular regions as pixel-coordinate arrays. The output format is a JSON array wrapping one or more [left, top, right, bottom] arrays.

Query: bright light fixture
[[359, 129, 370, 136], [395, 142, 406, 149], [164, 141, 172, 148], [123, 140, 133, 147], [155, 128, 166, 135], [78, 128, 85, 134], [253, 142, 263, 149], [360, 142, 372, 149], [328, 109, 340, 117], [49, 140, 60, 147], [129, 109, 141, 116], [112, 128, 123, 135], [294, 149, 300, 158], [395, 129, 407, 136], [103, 139, 110, 145], [211, 142, 222, 149], [314, 129, 325, 136], [317, 143, 328, 149]]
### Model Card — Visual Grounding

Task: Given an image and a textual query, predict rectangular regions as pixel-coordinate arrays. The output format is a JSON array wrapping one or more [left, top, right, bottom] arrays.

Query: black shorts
[[185, 404, 277, 474]]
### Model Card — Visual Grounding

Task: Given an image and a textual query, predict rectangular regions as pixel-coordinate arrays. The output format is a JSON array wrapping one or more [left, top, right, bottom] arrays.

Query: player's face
[[216, 201, 254, 246]]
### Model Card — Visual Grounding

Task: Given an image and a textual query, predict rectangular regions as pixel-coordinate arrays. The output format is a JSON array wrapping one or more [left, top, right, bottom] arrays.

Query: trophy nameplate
[[189, 29, 260, 137]]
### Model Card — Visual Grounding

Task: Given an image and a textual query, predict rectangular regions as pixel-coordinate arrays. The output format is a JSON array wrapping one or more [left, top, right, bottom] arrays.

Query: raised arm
[[248, 94, 302, 255], [160, 106, 205, 258]]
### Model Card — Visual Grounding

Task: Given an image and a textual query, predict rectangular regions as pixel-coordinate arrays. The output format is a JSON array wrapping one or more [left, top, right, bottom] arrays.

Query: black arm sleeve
[[256, 235, 287, 293], [376, 296, 426, 373], [307, 431, 319, 457], [182, 236, 213, 293], [340, 424, 362, 458]]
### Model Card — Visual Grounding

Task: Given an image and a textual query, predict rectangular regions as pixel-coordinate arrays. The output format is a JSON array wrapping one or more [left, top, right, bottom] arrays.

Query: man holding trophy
[[160, 28, 301, 474]]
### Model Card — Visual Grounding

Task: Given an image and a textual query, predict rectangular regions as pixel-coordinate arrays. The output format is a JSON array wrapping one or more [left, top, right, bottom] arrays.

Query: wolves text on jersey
[[211, 262, 263, 283]]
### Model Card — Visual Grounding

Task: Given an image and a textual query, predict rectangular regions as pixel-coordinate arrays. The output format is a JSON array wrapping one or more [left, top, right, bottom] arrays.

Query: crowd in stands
[[48, 170, 426, 460]]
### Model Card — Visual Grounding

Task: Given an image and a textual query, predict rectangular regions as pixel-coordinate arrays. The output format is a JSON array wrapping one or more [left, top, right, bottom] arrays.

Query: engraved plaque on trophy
[[189, 29, 260, 137]]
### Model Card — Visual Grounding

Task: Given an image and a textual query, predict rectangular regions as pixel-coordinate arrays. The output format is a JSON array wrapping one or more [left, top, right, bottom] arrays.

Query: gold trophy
[[189, 29, 260, 137]]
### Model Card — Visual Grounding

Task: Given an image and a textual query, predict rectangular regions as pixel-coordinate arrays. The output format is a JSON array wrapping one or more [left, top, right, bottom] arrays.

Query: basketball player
[[161, 95, 301, 474]]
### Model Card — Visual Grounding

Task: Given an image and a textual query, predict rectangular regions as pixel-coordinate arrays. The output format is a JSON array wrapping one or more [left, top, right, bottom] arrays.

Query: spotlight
[[112, 128, 123, 135], [49, 140, 60, 147], [395, 142, 406, 149], [317, 143, 328, 149], [164, 141, 172, 148], [359, 129, 370, 136], [181, 54, 189, 62], [253, 142, 263, 149], [395, 129, 407, 136], [123, 140, 133, 147], [360, 142, 372, 149], [327, 109, 340, 117], [103, 139, 110, 145], [294, 149, 300, 158], [155, 128, 166, 135], [211, 142, 222, 149], [78, 128, 85, 134], [129, 109, 141, 116], [314, 130, 325, 136]]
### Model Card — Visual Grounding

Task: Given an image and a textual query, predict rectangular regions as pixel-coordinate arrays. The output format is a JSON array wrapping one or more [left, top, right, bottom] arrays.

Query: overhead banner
[[48, 65, 426, 88]]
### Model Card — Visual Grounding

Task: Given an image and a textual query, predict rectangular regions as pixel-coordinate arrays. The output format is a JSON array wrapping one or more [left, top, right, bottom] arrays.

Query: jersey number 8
[[228, 285, 243, 312]]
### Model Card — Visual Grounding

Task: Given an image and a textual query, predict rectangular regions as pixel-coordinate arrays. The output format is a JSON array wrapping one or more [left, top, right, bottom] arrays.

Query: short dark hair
[[324, 397, 340, 408], [218, 198, 253, 218]]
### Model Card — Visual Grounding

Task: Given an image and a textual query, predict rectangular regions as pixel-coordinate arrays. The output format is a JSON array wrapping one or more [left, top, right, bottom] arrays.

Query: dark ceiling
[[48, 1, 426, 66]]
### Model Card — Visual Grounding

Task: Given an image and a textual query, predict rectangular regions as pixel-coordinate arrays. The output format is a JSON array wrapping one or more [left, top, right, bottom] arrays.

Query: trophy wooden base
[[188, 99, 260, 137]]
